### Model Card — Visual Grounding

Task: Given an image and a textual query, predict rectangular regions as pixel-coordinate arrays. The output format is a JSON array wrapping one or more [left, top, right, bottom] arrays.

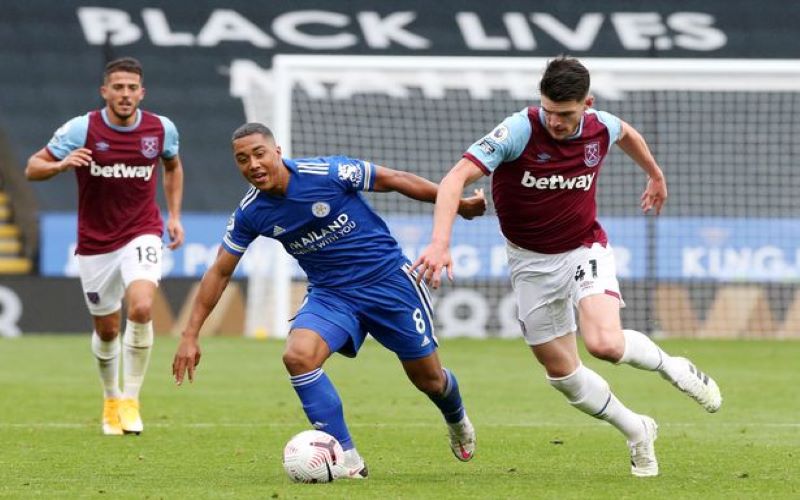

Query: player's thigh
[[120, 234, 163, 287], [571, 243, 624, 343], [292, 290, 364, 358], [77, 249, 125, 317], [507, 244, 576, 346], [361, 265, 437, 361]]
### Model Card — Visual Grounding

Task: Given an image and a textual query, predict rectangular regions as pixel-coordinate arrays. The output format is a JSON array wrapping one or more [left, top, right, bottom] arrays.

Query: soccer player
[[26, 57, 185, 436], [172, 123, 484, 478], [412, 56, 722, 477]]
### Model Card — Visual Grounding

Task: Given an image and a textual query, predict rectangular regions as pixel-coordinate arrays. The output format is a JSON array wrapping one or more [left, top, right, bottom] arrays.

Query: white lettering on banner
[[531, 13, 604, 51], [667, 12, 727, 51], [357, 11, 430, 49], [272, 10, 356, 50], [451, 245, 480, 277], [490, 245, 508, 276], [456, 12, 511, 50], [77, 8, 726, 52], [142, 8, 194, 46], [77, 7, 142, 45], [436, 289, 489, 338], [90, 161, 154, 181], [198, 9, 274, 47], [682, 246, 797, 279], [614, 246, 631, 278], [0, 286, 22, 338]]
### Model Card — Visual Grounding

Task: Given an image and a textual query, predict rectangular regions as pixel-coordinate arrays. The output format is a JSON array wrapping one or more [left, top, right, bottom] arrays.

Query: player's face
[[540, 95, 593, 141], [232, 133, 284, 193], [100, 71, 145, 126]]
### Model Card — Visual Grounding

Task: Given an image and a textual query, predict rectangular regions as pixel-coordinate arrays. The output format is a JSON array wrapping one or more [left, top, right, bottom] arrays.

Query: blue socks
[[428, 368, 465, 424], [290, 368, 354, 450]]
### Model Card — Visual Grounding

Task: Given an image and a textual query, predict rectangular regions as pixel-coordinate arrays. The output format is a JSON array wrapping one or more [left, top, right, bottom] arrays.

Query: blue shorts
[[292, 263, 438, 360]]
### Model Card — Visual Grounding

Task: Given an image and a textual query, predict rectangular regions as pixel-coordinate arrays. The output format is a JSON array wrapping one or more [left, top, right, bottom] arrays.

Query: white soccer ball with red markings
[[282, 430, 344, 483]]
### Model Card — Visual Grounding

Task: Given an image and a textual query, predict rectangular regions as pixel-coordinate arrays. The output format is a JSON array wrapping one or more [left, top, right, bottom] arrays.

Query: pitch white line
[[0, 422, 797, 429]]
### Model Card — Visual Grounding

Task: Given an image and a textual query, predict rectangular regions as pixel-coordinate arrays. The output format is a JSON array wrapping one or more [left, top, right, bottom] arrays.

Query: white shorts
[[507, 242, 623, 346], [77, 234, 163, 316]]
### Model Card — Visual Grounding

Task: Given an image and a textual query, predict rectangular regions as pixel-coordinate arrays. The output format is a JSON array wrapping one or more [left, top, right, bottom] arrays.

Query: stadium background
[[0, 0, 798, 340]]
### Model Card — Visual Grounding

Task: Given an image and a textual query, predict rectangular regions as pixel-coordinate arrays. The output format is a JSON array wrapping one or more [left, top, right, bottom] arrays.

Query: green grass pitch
[[1, 336, 798, 499]]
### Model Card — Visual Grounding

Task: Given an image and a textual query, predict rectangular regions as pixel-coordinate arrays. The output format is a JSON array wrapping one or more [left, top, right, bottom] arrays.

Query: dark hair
[[232, 122, 275, 142], [539, 56, 590, 102], [104, 57, 143, 82]]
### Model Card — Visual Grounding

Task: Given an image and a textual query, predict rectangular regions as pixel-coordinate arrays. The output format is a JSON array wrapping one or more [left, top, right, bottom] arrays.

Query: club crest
[[584, 141, 601, 167], [141, 136, 160, 159], [312, 202, 330, 218]]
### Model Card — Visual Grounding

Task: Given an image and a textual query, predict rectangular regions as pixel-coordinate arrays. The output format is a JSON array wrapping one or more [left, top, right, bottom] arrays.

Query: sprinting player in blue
[[172, 123, 485, 479]]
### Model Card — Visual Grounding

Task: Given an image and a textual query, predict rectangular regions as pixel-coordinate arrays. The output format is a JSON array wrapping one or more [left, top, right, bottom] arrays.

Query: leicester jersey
[[222, 156, 407, 287], [464, 107, 622, 254]]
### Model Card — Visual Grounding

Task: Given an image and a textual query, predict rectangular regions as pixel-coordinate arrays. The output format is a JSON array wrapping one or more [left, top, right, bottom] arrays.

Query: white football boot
[[447, 414, 476, 462], [661, 357, 722, 413], [337, 448, 368, 479], [629, 415, 659, 477]]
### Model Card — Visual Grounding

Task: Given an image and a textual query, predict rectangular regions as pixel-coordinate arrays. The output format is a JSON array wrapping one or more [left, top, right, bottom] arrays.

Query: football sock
[[548, 364, 646, 442], [91, 332, 121, 399], [290, 368, 354, 451], [427, 368, 466, 424], [122, 320, 153, 400], [617, 329, 668, 371]]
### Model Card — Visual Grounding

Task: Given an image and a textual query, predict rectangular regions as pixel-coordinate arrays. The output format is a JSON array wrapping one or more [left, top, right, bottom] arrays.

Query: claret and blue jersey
[[222, 156, 407, 288]]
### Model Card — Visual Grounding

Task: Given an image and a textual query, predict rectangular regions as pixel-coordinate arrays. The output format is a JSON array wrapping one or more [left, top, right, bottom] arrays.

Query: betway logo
[[521, 171, 595, 191], [90, 161, 154, 181]]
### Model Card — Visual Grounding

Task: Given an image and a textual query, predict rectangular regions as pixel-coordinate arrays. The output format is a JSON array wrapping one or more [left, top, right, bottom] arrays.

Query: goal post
[[231, 55, 800, 339]]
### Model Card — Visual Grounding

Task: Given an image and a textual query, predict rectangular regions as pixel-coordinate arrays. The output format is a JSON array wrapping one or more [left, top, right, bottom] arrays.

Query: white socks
[[122, 320, 154, 400], [548, 364, 646, 443], [617, 329, 668, 372], [91, 332, 121, 399]]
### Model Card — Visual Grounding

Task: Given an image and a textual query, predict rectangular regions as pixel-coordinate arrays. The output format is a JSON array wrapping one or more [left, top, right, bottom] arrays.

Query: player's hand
[[172, 335, 202, 385], [410, 242, 453, 289], [641, 175, 667, 215], [457, 188, 487, 220], [166, 217, 185, 250], [58, 148, 93, 172]]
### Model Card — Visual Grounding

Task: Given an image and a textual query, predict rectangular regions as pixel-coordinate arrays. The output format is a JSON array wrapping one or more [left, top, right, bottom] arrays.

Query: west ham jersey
[[222, 156, 407, 288], [464, 107, 622, 254], [46, 109, 179, 255]]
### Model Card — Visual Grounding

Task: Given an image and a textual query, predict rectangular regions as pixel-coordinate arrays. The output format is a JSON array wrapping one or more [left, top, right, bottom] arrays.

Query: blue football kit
[[222, 156, 437, 360]]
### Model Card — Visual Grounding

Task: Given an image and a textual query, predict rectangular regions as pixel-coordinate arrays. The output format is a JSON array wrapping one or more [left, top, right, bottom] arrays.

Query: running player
[[412, 56, 722, 477], [26, 57, 185, 436], [172, 123, 484, 478]]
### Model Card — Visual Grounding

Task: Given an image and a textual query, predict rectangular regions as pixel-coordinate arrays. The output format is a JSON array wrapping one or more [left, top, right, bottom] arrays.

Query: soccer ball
[[282, 430, 344, 483]]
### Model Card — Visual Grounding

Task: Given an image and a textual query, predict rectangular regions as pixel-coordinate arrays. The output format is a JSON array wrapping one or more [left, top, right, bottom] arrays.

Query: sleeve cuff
[[462, 153, 491, 176]]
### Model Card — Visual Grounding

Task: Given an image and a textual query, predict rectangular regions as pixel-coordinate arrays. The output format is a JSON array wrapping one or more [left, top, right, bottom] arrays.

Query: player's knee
[[127, 301, 152, 324], [95, 326, 119, 341], [584, 332, 624, 362], [412, 372, 447, 396], [282, 347, 320, 375]]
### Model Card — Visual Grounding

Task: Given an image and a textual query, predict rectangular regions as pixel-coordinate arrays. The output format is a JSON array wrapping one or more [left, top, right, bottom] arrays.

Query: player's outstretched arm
[[371, 165, 487, 219], [162, 155, 185, 250], [173, 247, 241, 385], [616, 121, 668, 215], [411, 158, 485, 289], [25, 147, 92, 181]]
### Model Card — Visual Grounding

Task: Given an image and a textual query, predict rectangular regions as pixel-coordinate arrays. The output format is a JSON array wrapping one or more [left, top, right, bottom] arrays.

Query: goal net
[[231, 55, 800, 339]]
